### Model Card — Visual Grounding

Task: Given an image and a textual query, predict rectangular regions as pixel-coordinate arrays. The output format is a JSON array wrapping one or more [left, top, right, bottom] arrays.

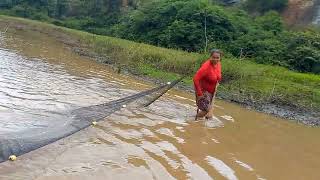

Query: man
[[193, 49, 222, 120]]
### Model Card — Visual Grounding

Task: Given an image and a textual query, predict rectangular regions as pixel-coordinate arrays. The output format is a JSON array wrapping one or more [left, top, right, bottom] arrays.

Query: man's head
[[210, 49, 222, 65]]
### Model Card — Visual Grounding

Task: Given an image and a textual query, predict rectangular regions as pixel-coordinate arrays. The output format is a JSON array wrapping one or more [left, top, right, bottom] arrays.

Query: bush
[[288, 46, 320, 73]]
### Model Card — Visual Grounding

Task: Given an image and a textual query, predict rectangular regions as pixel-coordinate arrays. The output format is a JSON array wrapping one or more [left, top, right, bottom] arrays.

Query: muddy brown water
[[0, 29, 319, 180]]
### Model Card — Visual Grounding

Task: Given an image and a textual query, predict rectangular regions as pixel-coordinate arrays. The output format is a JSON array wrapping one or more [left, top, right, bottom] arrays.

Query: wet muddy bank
[[1, 18, 319, 126], [175, 84, 320, 127]]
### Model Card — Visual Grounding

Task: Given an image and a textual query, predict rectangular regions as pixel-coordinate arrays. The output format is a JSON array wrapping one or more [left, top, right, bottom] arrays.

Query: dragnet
[[0, 77, 184, 163]]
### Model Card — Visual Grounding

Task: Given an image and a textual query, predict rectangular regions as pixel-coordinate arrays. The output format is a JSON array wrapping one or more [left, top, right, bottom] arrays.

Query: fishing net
[[0, 77, 184, 163]]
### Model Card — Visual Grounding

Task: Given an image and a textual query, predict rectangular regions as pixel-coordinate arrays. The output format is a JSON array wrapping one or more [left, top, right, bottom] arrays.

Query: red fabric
[[193, 60, 221, 97]]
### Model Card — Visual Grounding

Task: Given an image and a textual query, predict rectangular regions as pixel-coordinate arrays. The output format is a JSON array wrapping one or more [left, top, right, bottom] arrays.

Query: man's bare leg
[[205, 104, 214, 119]]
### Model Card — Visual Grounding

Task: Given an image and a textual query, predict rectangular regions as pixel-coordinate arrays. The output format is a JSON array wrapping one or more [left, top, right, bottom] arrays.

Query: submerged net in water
[[0, 77, 184, 163]]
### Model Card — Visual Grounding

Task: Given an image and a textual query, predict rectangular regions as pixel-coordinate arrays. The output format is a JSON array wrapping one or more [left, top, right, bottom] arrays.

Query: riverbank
[[0, 15, 319, 126]]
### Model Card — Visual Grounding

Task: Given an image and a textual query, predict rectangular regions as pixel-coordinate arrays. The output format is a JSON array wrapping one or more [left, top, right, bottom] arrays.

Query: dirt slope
[[282, 0, 318, 26]]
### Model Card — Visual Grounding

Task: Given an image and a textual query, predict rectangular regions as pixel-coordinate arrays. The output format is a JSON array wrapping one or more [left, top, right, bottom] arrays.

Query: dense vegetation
[[0, 0, 319, 74]]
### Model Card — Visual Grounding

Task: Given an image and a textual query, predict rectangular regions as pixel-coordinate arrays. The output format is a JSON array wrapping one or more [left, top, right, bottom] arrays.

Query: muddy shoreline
[[133, 74, 320, 126], [70, 45, 320, 126], [1, 19, 319, 126]]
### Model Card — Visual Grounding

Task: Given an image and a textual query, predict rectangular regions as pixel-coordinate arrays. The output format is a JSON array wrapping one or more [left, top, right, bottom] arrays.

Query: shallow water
[[0, 29, 319, 180]]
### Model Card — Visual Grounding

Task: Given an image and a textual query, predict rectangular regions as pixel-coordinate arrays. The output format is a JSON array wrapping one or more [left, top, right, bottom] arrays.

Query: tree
[[56, 0, 68, 18], [255, 11, 283, 34]]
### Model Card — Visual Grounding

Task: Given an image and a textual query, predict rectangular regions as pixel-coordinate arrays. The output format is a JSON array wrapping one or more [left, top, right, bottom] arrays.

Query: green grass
[[1, 15, 319, 112]]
